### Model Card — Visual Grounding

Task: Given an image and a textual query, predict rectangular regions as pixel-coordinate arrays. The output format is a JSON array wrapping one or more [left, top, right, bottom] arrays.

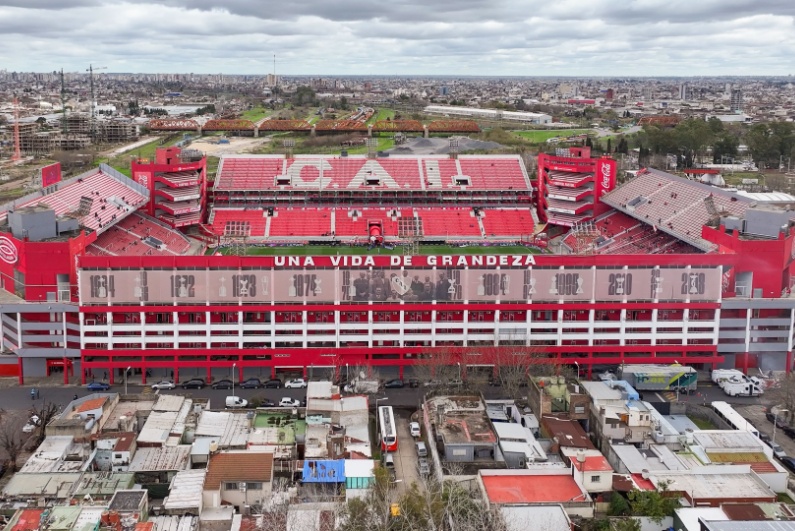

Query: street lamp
[[232, 363, 236, 398], [376, 396, 389, 451], [574, 361, 580, 378], [124, 366, 131, 395], [457, 362, 461, 382], [773, 409, 790, 445], [346, 363, 349, 383], [674, 360, 681, 402]]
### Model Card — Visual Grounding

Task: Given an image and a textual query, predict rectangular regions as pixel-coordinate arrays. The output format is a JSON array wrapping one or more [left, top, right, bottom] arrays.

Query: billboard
[[595, 157, 617, 197], [80, 265, 722, 305], [41, 163, 62, 188]]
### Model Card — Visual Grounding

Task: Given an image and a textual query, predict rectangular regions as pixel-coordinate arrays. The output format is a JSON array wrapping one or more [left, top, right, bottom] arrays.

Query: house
[[95, 432, 137, 471], [203, 451, 274, 510], [425, 395, 497, 462], [528, 376, 589, 421], [562, 448, 613, 493], [47, 395, 118, 441], [580, 380, 653, 447], [478, 468, 593, 518], [648, 469, 777, 506], [163, 469, 206, 515]]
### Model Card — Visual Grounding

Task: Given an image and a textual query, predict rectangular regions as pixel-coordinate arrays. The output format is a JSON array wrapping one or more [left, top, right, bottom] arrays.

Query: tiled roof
[[76, 397, 108, 413], [204, 452, 274, 490]]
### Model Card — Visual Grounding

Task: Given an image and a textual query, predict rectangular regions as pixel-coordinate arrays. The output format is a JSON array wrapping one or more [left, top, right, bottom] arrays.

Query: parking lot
[[737, 404, 795, 458]]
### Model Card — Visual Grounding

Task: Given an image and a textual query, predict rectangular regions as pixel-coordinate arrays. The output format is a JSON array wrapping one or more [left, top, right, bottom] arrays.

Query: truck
[[711, 369, 763, 387], [619, 364, 698, 392], [721, 380, 763, 397], [343, 379, 380, 394]]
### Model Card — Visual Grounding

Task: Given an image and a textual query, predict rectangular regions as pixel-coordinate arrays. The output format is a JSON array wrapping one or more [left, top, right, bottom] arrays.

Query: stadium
[[0, 145, 794, 386]]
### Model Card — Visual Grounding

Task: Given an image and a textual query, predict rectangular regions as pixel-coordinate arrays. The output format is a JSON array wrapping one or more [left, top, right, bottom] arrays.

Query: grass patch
[[369, 108, 396, 124], [345, 137, 395, 154], [778, 492, 795, 504], [688, 416, 717, 430], [512, 129, 594, 143], [213, 244, 542, 257], [241, 107, 271, 122]]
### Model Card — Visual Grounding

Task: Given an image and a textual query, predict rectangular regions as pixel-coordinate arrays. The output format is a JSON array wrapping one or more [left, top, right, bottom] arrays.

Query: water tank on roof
[[641, 469, 650, 480], [209, 441, 219, 453], [685, 429, 694, 444]]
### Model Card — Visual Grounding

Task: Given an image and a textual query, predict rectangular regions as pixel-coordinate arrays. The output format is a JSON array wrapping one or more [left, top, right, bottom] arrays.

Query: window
[[590, 475, 601, 483], [224, 482, 239, 490], [247, 482, 263, 490], [114, 453, 123, 459], [574, 406, 585, 414]]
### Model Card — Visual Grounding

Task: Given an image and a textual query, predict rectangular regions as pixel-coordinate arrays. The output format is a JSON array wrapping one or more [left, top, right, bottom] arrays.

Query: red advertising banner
[[41, 163, 62, 188]]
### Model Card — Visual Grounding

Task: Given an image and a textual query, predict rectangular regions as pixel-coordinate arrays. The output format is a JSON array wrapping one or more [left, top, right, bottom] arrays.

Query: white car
[[409, 422, 421, 438], [279, 397, 301, 407], [22, 422, 37, 433], [151, 380, 176, 390], [284, 378, 307, 389]]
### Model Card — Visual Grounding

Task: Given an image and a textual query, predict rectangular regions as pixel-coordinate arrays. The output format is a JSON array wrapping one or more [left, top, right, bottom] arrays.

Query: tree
[[0, 410, 30, 471], [607, 138, 612, 154], [766, 374, 795, 425], [627, 481, 679, 523], [30, 401, 60, 446]]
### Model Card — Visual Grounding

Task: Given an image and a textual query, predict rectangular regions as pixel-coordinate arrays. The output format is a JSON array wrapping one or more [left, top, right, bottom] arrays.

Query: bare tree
[[0, 410, 30, 472], [30, 401, 60, 446], [766, 373, 795, 425]]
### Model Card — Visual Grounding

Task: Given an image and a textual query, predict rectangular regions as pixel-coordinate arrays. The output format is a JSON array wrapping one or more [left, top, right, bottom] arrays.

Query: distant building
[[730, 89, 744, 112]]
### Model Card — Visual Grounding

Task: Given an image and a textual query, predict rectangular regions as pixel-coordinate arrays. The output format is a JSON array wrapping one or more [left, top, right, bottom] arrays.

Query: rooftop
[[541, 416, 595, 450], [164, 469, 206, 512], [109, 490, 147, 511], [649, 470, 776, 502], [427, 395, 496, 445], [204, 451, 274, 490], [128, 446, 191, 472], [481, 470, 588, 504]]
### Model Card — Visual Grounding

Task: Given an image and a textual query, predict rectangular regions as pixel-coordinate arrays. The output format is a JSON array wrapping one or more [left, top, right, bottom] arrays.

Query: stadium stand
[[458, 158, 531, 190], [333, 208, 402, 238], [86, 212, 192, 256], [214, 157, 285, 191], [209, 208, 268, 237], [601, 169, 754, 251], [415, 208, 482, 237], [480, 209, 535, 237], [267, 208, 333, 237], [3, 168, 147, 233]]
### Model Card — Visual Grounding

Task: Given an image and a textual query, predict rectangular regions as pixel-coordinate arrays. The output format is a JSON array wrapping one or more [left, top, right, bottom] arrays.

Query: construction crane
[[86, 64, 107, 141], [11, 96, 21, 161]]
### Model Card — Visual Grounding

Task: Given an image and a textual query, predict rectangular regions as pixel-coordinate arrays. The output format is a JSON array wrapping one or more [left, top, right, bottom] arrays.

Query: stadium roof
[[601, 168, 754, 252], [0, 165, 148, 236]]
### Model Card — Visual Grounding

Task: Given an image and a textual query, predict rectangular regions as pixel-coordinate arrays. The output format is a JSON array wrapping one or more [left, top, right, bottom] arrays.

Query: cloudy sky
[[1, 0, 794, 75]]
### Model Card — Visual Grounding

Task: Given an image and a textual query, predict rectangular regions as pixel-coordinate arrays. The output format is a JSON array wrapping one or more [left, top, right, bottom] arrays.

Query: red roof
[[482, 474, 586, 504], [630, 474, 656, 491], [572, 455, 613, 472], [76, 397, 108, 413], [10, 509, 45, 531]]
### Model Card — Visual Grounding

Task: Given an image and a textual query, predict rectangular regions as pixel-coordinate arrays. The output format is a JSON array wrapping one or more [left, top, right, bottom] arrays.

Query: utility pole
[[86, 64, 107, 141]]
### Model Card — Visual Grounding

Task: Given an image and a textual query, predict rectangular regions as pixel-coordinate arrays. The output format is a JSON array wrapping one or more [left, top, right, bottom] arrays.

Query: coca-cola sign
[[600, 161, 612, 189], [0, 236, 18, 264]]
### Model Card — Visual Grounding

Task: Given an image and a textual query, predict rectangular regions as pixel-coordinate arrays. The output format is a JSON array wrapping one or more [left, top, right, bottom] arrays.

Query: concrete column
[[206, 366, 213, 383], [63, 357, 69, 385], [423, 125, 429, 139], [367, 125, 373, 138], [310, 125, 316, 137], [18, 357, 24, 386], [787, 351, 793, 374]]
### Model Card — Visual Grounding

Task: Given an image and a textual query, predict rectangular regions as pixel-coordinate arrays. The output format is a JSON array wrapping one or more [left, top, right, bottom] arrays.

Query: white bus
[[378, 405, 398, 452], [711, 400, 759, 437]]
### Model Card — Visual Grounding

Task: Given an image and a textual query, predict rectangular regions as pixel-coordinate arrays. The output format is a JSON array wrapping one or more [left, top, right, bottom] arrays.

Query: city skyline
[[0, 0, 794, 76]]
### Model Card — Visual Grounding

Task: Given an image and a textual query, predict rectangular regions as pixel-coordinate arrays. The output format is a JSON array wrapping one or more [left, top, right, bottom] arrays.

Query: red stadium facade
[[1, 151, 795, 385]]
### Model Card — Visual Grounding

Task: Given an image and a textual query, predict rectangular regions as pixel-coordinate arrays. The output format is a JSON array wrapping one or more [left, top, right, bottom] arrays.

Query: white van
[[225, 396, 248, 409]]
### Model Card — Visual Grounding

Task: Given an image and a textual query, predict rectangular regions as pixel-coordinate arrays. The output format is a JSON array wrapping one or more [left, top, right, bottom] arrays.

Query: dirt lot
[[189, 137, 271, 156]]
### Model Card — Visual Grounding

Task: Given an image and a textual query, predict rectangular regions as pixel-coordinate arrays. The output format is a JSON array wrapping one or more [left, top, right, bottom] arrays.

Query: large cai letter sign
[[41, 163, 62, 188], [0, 236, 19, 264], [80, 256, 722, 305]]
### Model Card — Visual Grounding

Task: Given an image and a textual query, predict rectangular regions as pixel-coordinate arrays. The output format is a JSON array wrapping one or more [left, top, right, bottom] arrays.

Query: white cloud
[[0, 0, 792, 74]]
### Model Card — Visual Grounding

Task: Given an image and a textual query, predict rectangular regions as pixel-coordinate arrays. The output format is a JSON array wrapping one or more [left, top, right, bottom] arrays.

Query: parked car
[[225, 396, 248, 409], [87, 381, 110, 391], [239, 378, 262, 389], [384, 379, 405, 389], [760, 433, 772, 445], [779, 456, 795, 473], [766, 411, 777, 423], [22, 415, 40, 433], [211, 379, 234, 390], [264, 378, 283, 389], [418, 458, 430, 476], [408, 378, 420, 388], [151, 380, 176, 390], [449, 379, 464, 387], [424, 379, 442, 387], [259, 399, 276, 407], [488, 376, 502, 387], [771, 442, 788, 459], [181, 378, 206, 389], [279, 397, 301, 407], [783, 425, 795, 439], [409, 422, 421, 438], [284, 378, 307, 389]]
